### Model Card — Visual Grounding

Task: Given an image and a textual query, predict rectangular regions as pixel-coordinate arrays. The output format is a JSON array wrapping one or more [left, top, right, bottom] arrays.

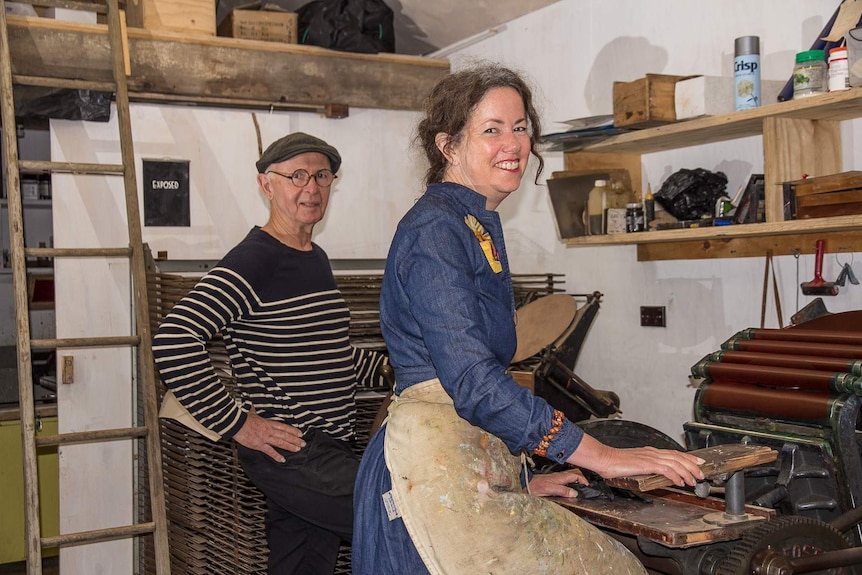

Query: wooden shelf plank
[[7, 15, 450, 112], [563, 214, 862, 247], [636, 229, 862, 261], [581, 88, 862, 155]]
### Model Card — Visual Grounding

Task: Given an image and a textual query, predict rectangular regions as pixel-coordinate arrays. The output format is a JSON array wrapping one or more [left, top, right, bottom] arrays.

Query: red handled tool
[[800, 239, 838, 296]]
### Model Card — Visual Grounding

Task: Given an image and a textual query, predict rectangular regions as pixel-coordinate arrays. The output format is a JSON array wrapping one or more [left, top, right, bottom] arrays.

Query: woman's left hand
[[528, 467, 588, 498]]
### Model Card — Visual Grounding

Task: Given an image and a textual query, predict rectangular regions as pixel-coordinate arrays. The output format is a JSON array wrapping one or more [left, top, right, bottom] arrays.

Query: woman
[[352, 64, 704, 575]]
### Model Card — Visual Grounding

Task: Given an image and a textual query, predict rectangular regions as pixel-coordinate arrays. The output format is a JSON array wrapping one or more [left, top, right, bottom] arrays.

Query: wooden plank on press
[[606, 444, 777, 492]]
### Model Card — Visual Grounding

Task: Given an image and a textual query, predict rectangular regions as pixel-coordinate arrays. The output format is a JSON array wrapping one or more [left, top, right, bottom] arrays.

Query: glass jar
[[626, 203, 645, 233], [793, 50, 827, 99]]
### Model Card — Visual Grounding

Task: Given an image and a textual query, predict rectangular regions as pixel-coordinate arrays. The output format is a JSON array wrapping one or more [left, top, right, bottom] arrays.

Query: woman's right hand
[[565, 433, 705, 487]]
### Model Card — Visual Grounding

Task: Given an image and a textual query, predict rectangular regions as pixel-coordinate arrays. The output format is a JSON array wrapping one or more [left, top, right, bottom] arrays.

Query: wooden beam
[[7, 15, 450, 112]]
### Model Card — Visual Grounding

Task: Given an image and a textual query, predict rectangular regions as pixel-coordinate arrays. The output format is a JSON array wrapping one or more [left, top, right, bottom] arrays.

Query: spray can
[[734, 36, 761, 110]]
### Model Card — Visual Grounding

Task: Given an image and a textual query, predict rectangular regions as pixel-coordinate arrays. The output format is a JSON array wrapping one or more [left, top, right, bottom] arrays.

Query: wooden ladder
[[0, 1, 170, 573]]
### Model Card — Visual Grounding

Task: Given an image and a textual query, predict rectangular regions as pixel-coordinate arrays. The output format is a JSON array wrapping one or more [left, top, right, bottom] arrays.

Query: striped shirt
[[153, 227, 357, 441]]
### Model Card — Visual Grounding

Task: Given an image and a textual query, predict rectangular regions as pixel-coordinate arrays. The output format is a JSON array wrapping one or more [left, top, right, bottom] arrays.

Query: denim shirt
[[380, 182, 583, 463]]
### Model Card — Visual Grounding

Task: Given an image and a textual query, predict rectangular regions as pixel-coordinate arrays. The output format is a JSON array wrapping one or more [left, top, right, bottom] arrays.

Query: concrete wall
[[45, 0, 862, 570]]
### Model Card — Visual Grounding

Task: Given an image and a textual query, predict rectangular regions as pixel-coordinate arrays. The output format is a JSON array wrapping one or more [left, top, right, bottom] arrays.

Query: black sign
[[143, 159, 190, 227]]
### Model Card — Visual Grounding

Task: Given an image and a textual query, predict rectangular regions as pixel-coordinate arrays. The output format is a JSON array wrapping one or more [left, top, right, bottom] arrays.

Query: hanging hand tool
[[835, 262, 859, 287], [800, 239, 838, 296]]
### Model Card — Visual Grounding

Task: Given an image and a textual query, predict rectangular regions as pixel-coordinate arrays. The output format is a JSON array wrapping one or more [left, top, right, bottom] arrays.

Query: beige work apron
[[383, 379, 646, 575]]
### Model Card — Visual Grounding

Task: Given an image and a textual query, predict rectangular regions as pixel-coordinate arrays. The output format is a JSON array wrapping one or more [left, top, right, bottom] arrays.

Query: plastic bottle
[[587, 179, 608, 235], [734, 36, 761, 111], [793, 50, 827, 98], [828, 46, 850, 92]]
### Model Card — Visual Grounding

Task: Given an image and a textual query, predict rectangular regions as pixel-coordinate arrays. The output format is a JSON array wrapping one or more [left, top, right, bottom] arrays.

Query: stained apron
[[383, 378, 646, 575]]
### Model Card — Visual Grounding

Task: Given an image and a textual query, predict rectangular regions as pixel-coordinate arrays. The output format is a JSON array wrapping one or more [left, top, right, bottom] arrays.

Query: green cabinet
[[0, 415, 58, 564]]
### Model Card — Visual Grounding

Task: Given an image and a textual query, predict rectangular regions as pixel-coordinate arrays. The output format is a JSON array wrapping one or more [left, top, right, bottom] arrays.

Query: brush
[[801, 239, 838, 296]]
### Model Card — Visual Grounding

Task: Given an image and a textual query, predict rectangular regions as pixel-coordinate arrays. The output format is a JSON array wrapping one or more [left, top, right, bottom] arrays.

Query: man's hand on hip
[[233, 408, 306, 463]]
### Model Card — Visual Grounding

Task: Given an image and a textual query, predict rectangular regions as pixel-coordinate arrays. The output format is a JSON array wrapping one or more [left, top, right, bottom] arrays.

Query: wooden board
[[7, 15, 449, 112], [606, 444, 777, 492], [554, 487, 775, 548], [635, 229, 862, 260]]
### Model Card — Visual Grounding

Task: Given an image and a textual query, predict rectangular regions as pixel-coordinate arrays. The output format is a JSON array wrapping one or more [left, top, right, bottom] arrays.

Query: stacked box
[[125, 0, 216, 36], [784, 171, 862, 220], [218, 8, 298, 44], [613, 74, 692, 128]]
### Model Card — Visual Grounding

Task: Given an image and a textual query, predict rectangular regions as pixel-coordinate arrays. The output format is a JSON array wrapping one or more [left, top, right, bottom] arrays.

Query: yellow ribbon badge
[[464, 214, 502, 274]]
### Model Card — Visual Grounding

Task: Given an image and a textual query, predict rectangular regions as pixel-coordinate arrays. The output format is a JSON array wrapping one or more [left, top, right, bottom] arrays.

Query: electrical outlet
[[641, 306, 666, 327]]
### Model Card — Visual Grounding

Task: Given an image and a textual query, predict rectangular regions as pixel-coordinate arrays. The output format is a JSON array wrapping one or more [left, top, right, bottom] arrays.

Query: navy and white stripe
[[153, 227, 358, 441]]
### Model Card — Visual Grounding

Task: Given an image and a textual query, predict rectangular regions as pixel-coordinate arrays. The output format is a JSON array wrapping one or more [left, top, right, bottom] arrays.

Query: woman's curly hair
[[415, 63, 545, 187]]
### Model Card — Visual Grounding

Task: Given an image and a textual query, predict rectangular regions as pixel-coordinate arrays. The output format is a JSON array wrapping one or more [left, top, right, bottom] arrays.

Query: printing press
[[511, 294, 862, 575]]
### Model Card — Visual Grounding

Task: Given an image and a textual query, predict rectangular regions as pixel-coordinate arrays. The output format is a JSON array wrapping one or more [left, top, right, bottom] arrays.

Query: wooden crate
[[785, 170, 862, 219], [125, 0, 216, 36], [613, 74, 691, 128], [218, 8, 298, 44]]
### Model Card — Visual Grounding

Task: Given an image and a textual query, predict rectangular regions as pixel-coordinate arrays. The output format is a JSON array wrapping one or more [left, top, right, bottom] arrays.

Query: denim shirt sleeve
[[380, 189, 583, 463]]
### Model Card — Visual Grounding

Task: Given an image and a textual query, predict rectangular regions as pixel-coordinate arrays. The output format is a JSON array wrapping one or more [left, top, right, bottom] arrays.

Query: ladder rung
[[36, 426, 149, 447], [25, 247, 132, 258], [13, 74, 116, 93], [41, 522, 156, 550], [31, 335, 141, 349], [19, 160, 125, 175]]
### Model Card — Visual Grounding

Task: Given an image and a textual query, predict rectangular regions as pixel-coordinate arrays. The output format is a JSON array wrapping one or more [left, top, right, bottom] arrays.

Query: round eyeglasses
[[267, 169, 338, 188]]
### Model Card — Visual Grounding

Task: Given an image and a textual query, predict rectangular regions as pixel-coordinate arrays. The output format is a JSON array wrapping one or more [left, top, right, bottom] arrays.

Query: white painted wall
[[47, 0, 862, 570], [450, 0, 862, 443]]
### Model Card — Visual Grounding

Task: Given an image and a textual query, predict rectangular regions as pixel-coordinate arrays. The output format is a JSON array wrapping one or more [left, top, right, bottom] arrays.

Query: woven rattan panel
[[144, 270, 564, 574]]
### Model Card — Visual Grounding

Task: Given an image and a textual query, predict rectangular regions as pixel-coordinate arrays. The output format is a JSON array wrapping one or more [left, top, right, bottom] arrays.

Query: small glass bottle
[[626, 203, 645, 233], [793, 50, 827, 99], [587, 179, 608, 235], [828, 46, 850, 92]]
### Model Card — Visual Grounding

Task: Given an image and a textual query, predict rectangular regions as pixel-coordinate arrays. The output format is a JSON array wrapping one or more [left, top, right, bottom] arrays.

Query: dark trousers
[[237, 428, 359, 575]]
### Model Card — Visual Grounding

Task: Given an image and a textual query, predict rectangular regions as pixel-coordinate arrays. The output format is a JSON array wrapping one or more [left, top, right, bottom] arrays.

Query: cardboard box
[[218, 4, 298, 44], [613, 74, 692, 128], [125, 0, 216, 36], [674, 76, 786, 119]]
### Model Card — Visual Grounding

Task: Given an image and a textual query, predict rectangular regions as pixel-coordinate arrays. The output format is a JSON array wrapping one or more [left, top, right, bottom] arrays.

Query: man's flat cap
[[256, 132, 342, 174]]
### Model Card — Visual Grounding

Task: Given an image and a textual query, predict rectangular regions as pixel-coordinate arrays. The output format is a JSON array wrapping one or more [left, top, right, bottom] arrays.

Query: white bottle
[[587, 179, 608, 235], [828, 46, 850, 92]]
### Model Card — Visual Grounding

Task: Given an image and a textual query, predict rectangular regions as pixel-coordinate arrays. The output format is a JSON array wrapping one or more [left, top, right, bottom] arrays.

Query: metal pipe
[[724, 471, 746, 518]]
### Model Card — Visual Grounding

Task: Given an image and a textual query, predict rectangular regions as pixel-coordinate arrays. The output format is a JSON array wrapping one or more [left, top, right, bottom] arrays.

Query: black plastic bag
[[15, 88, 112, 122], [654, 168, 728, 221], [297, 0, 395, 54]]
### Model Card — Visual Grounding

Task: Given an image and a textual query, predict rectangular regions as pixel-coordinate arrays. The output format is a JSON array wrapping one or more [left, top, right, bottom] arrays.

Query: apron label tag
[[382, 490, 401, 521]]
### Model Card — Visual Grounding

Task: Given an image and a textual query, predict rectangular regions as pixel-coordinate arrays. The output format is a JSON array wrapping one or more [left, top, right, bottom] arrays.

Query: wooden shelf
[[581, 89, 862, 155], [562, 88, 862, 260], [7, 15, 450, 113], [566, 214, 862, 246]]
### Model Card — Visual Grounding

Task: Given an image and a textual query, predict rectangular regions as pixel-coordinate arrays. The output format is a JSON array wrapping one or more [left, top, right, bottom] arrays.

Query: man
[[154, 132, 374, 575]]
